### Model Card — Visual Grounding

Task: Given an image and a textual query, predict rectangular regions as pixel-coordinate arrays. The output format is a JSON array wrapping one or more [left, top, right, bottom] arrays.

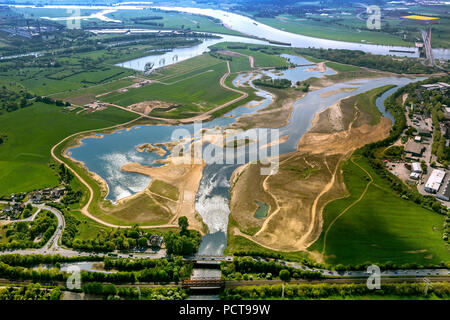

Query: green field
[[101, 54, 243, 118], [255, 14, 412, 47], [325, 61, 361, 73], [212, 43, 290, 69], [310, 153, 449, 266], [0, 103, 138, 196]]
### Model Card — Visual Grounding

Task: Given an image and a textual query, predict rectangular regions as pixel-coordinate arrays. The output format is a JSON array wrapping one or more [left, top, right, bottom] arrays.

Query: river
[[68, 52, 421, 256], [5, 4, 450, 59]]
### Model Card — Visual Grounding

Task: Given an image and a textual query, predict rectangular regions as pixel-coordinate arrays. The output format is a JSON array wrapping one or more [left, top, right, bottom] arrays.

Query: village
[[387, 81, 450, 206], [0, 186, 66, 221]]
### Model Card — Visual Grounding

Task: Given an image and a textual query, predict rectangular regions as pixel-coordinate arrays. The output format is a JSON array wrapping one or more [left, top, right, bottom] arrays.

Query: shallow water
[[68, 53, 423, 255]]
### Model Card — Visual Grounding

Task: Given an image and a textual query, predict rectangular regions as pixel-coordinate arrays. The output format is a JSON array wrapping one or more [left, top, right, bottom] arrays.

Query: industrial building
[[412, 162, 422, 173], [404, 141, 425, 157], [410, 172, 420, 180], [437, 180, 450, 202], [424, 169, 446, 194]]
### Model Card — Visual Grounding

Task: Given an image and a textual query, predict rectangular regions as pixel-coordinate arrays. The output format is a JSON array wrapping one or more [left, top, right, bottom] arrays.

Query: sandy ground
[[121, 159, 206, 234], [128, 100, 173, 115], [320, 87, 357, 98], [137, 143, 167, 156], [306, 62, 326, 73], [229, 92, 393, 252]]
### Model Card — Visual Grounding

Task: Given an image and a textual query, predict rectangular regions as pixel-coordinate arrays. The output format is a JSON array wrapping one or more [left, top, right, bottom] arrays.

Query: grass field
[[101, 54, 243, 118], [105, 9, 245, 36], [255, 15, 413, 47], [51, 77, 137, 105], [0, 103, 138, 196], [0, 64, 135, 96], [310, 153, 449, 266], [212, 43, 290, 69]]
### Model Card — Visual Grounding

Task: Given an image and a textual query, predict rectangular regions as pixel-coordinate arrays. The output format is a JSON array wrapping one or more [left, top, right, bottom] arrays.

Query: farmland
[[0, 102, 138, 196], [310, 153, 449, 266]]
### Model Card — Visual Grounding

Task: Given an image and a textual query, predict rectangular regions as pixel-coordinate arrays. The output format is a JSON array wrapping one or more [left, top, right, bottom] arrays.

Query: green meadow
[[310, 153, 449, 266], [0, 103, 138, 196], [255, 15, 413, 47], [101, 54, 247, 118]]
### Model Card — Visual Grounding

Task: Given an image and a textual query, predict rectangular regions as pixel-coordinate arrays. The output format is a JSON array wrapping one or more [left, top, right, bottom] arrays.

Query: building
[[410, 172, 420, 180], [414, 136, 422, 142], [420, 82, 450, 91], [424, 169, 446, 193], [417, 127, 432, 137], [148, 235, 163, 249], [437, 180, 450, 201], [412, 162, 422, 173], [404, 141, 425, 157], [446, 107, 450, 120], [1, 206, 12, 214]]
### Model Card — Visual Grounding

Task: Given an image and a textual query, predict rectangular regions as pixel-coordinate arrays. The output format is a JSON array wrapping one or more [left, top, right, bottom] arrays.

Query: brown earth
[[229, 93, 392, 252], [137, 143, 167, 156], [121, 159, 206, 234]]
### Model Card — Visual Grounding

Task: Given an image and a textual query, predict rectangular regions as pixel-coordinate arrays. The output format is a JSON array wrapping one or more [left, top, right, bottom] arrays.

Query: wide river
[[6, 4, 450, 59]]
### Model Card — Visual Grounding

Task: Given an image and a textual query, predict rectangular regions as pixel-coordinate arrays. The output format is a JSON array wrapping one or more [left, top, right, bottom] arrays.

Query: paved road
[[1, 202, 448, 279], [0, 200, 65, 252]]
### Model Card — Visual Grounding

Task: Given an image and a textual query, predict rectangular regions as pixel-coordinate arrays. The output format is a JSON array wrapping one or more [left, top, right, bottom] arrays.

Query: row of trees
[[361, 77, 449, 216], [0, 283, 61, 300], [293, 47, 436, 74], [49, 200, 202, 255], [254, 78, 292, 89], [221, 282, 450, 300], [81, 283, 187, 300], [35, 96, 70, 107], [0, 258, 187, 285], [221, 257, 323, 281]]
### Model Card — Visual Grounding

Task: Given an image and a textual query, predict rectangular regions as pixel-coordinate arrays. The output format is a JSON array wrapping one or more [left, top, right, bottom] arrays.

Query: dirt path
[[253, 153, 298, 238], [106, 61, 249, 124], [50, 116, 178, 230], [295, 153, 347, 249], [321, 156, 373, 254]]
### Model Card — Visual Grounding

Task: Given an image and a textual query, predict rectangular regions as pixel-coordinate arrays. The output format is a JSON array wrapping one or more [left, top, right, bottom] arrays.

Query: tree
[[279, 269, 290, 282], [178, 216, 189, 235]]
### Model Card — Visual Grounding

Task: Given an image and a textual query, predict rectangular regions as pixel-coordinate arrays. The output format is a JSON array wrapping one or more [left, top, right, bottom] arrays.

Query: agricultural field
[[101, 54, 242, 118], [10, 7, 244, 37], [310, 153, 449, 266], [0, 102, 138, 196], [51, 77, 137, 105], [255, 14, 413, 47], [254, 6, 450, 48]]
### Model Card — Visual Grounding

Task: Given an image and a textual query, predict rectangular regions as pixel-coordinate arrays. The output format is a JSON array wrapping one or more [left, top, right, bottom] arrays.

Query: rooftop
[[405, 141, 424, 155], [425, 169, 446, 192]]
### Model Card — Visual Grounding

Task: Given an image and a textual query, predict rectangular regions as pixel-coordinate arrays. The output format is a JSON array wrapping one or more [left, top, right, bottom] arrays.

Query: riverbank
[[227, 84, 400, 254]]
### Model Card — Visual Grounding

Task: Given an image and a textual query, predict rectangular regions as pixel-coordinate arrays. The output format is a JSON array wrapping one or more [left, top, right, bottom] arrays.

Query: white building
[[412, 162, 422, 173], [424, 169, 446, 194], [410, 172, 420, 180], [437, 180, 450, 201]]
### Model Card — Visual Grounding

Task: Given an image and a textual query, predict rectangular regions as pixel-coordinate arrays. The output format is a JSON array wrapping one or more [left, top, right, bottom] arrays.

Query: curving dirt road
[[49, 61, 252, 230], [107, 61, 249, 124], [321, 156, 373, 255]]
